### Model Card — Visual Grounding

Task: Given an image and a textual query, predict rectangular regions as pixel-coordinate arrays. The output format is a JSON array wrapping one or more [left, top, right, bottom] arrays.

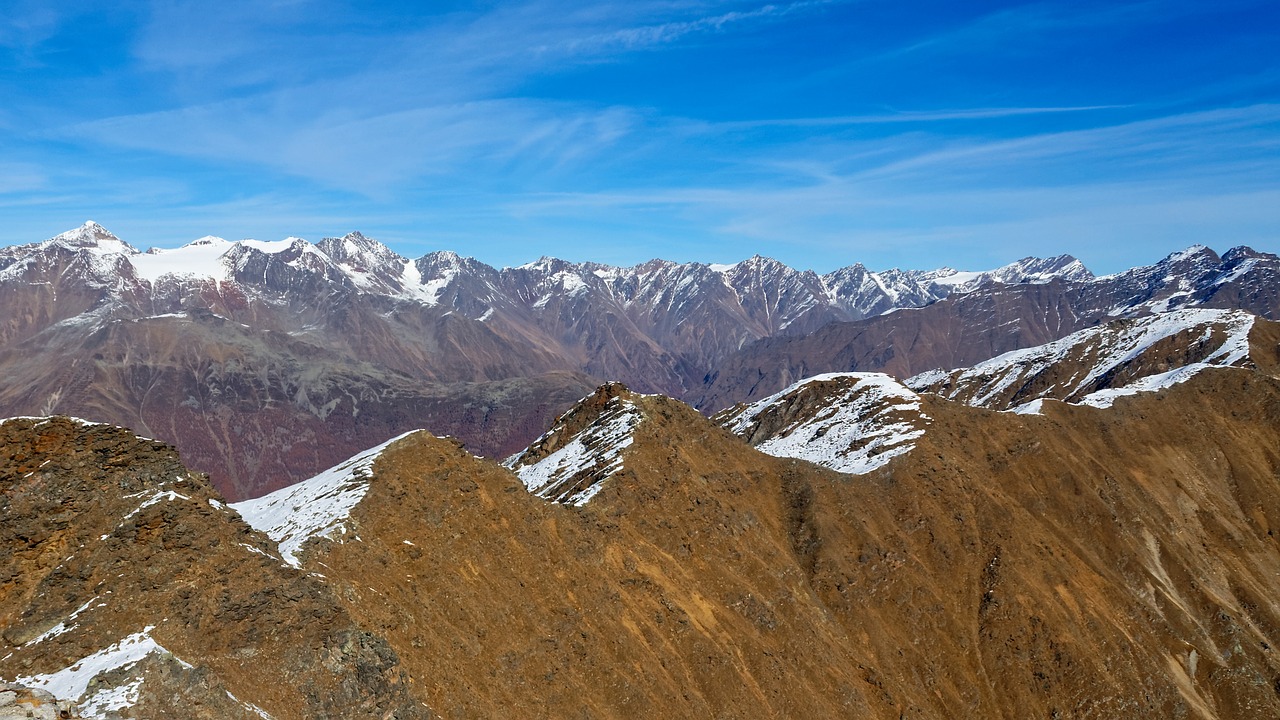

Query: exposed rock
[[698, 247, 1280, 411], [0, 683, 76, 719]]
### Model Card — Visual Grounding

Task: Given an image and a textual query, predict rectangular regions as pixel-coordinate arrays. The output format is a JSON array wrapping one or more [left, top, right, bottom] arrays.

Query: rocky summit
[[5, 302, 1280, 717]]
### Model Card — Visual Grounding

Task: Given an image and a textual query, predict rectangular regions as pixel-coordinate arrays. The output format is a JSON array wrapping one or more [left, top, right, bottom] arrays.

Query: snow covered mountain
[[0, 222, 1105, 498], [699, 245, 1280, 411], [906, 308, 1274, 413], [716, 373, 929, 475], [503, 382, 647, 505]]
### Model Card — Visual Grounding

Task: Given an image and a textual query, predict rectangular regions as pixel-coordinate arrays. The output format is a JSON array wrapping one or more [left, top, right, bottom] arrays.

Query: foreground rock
[[0, 418, 430, 719], [0, 683, 76, 719]]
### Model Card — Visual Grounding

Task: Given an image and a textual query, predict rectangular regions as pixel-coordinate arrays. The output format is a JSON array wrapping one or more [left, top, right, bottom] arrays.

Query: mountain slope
[[698, 246, 1280, 411], [715, 372, 929, 474], [502, 382, 647, 505], [225, 352, 1280, 718], [0, 417, 429, 719], [906, 308, 1271, 412], [5, 222, 1277, 500], [0, 223, 1073, 498]]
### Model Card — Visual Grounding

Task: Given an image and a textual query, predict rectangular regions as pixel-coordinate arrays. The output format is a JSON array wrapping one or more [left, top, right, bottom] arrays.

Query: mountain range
[[5, 300, 1280, 717], [2, 222, 1278, 502]]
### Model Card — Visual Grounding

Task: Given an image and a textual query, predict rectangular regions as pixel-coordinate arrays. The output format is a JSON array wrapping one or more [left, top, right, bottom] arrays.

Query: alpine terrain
[[3, 300, 1280, 717], [4, 223, 1277, 500], [4, 224, 1280, 718]]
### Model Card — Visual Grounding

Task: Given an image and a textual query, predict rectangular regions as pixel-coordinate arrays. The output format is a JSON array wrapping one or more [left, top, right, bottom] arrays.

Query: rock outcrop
[[0, 683, 76, 719]]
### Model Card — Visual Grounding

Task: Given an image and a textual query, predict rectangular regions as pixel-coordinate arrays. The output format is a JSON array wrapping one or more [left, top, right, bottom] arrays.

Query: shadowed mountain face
[[6, 310, 1280, 717], [2, 223, 1276, 500]]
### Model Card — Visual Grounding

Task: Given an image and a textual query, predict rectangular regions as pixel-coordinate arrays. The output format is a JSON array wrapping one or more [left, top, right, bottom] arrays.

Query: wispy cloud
[[58, 97, 639, 194], [872, 0, 1277, 62], [499, 103, 1280, 270], [2, 0, 1276, 272], [704, 105, 1130, 130], [553, 0, 844, 53]]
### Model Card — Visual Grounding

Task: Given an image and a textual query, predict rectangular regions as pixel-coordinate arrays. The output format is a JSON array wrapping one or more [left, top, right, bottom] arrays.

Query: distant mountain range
[[2, 221, 1277, 499]]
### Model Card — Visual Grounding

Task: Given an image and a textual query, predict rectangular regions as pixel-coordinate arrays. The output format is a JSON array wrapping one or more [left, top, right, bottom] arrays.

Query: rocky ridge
[[698, 245, 1280, 410], [233, 345, 1280, 717], [907, 308, 1280, 413], [3, 223, 1278, 502], [714, 373, 929, 475], [0, 417, 430, 719], [7, 306, 1280, 716]]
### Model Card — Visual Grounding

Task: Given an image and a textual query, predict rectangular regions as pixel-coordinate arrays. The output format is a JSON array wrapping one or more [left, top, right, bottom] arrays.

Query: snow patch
[[15, 626, 164, 712], [910, 308, 1256, 414], [401, 260, 455, 306], [232, 430, 421, 567], [131, 237, 235, 283], [78, 676, 145, 718]]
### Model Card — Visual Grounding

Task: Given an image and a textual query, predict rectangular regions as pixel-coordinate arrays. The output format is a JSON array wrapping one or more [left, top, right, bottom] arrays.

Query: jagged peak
[[1158, 244, 1220, 268], [1222, 246, 1272, 263], [731, 254, 789, 273], [317, 231, 404, 266], [515, 255, 572, 273], [46, 221, 136, 254], [504, 382, 644, 506], [632, 258, 677, 274]]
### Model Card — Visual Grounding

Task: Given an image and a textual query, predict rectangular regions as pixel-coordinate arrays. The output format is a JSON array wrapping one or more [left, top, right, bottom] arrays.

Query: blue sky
[[1, 0, 1277, 273]]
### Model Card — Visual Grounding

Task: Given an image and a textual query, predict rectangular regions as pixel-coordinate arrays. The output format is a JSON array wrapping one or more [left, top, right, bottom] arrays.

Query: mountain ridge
[[4, 221, 1277, 500]]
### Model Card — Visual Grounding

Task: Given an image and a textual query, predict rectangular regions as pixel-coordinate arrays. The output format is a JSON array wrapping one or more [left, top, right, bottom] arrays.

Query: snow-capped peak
[[504, 382, 644, 506], [47, 221, 136, 255], [718, 372, 929, 475]]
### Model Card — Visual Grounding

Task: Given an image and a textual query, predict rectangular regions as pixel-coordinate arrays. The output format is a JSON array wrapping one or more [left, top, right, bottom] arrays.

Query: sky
[[1, 0, 1277, 274]]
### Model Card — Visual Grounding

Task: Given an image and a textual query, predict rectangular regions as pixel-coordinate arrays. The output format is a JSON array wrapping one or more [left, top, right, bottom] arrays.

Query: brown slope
[[0, 417, 431, 719], [296, 401, 885, 718], [295, 366, 1280, 718]]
